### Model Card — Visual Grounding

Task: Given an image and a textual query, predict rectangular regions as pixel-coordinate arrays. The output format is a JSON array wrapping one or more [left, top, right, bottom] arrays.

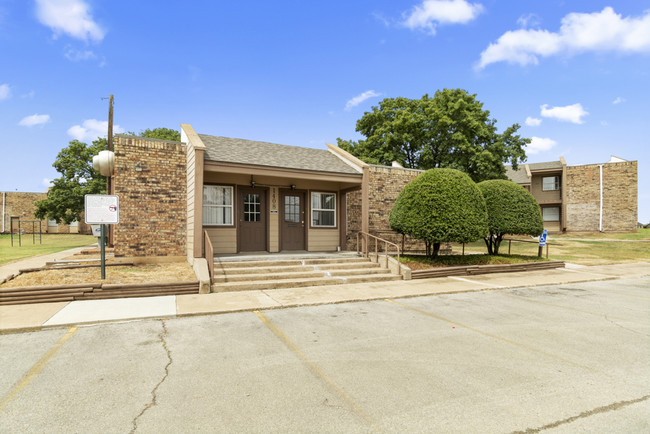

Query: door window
[[244, 194, 261, 222], [284, 196, 300, 222]]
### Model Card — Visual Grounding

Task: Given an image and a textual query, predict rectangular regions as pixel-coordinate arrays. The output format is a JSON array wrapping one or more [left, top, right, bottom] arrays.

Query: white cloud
[[517, 13, 541, 29], [42, 178, 53, 188], [64, 47, 96, 61], [540, 103, 588, 124], [35, 0, 105, 42], [525, 116, 542, 127], [345, 90, 381, 111], [0, 83, 10, 100], [612, 96, 626, 104], [402, 0, 484, 34], [477, 7, 650, 69], [527, 137, 557, 154], [18, 113, 51, 127], [67, 119, 123, 141]]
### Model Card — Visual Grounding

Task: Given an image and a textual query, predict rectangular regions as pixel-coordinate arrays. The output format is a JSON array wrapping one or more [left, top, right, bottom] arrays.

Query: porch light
[[290, 184, 296, 190], [250, 180, 256, 188]]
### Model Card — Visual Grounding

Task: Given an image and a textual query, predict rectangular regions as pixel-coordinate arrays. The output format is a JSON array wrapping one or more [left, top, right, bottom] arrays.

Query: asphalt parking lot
[[1, 277, 649, 433]]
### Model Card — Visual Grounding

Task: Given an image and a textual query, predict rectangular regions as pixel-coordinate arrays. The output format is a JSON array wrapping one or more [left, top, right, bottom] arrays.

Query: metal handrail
[[203, 230, 214, 283], [356, 231, 401, 276]]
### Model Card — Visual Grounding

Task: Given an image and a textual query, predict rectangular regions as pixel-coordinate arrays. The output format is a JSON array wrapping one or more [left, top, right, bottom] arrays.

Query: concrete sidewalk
[[1, 261, 648, 333]]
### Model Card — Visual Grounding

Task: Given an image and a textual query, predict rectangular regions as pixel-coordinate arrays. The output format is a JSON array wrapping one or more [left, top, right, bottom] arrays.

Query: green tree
[[338, 89, 529, 182], [477, 179, 544, 255], [34, 138, 107, 224], [128, 127, 181, 141], [389, 168, 488, 257]]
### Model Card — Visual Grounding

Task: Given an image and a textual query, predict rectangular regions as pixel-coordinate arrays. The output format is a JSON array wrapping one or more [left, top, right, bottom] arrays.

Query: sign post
[[85, 195, 119, 280], [538, 229, 547, 258]]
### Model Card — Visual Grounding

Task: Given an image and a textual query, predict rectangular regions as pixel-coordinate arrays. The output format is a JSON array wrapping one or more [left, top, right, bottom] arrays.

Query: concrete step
[[327, 267, 391, 277], [342, 274, 403, 284], [212, 276, 344, 292], [302, 257, 372, 265], [213, 270, 326, 283], [215, 264, 310, 275], [215, 259, 304, 268], [314, 261, 382, 271], [211, 272, 402, 292]]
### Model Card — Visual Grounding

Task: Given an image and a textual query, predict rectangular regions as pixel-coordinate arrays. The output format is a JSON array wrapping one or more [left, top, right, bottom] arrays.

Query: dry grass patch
[[1, 262, 196, 288]]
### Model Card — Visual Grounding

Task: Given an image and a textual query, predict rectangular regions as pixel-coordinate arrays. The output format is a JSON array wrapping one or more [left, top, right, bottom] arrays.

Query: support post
[[100, 224, 106, 280]]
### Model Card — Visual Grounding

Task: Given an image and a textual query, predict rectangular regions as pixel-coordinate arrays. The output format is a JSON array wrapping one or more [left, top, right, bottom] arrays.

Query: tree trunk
[[432, 242, 441, 257], [493, 233, 503, 255]]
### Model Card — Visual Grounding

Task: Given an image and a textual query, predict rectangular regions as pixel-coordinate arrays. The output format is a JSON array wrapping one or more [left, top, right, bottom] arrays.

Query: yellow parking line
[[254, 311, 376, 429], [384, 299, 598, 373], [0, 327, 78, 411]]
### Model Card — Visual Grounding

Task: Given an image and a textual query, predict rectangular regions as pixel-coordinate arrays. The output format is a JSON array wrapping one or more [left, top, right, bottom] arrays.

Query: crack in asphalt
[[130, 320, 172, 434], [603, 315, 650, 337], [511, 394, 650, 433]]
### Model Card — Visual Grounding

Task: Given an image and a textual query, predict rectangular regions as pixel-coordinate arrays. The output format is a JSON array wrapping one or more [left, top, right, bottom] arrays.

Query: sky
[[1, 0, 648, 223]]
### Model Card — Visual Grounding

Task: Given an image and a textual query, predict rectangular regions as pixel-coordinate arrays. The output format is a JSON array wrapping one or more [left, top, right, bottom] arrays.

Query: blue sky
[[1, 0, 648, 223]]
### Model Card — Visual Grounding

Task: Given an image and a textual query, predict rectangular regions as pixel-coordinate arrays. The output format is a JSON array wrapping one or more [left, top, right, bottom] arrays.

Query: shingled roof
[[506, 161, 563, 184], [199, 134, 360, 175]]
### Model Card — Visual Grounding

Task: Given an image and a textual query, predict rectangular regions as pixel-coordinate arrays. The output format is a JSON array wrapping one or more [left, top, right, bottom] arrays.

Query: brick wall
[[346, 165, 431, 252], [1, 192, 48, 234], [565, 161, 637, 232], [113, 136, 187, 257]]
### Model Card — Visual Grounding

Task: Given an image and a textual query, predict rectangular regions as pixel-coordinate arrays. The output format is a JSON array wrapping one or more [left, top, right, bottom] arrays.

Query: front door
[[281, 191, 305, 251], [239, 188, 266, 251]]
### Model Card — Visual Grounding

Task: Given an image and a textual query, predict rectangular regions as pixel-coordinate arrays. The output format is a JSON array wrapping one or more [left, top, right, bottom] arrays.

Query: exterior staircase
[[211, 254, 402, 292]]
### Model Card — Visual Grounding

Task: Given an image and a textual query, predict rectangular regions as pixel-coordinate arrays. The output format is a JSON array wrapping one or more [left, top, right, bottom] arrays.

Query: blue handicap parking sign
[[539, 229, 547, 246]]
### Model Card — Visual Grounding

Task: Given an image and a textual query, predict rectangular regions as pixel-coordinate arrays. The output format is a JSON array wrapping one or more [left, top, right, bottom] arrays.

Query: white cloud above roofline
[[345, 90, 381, 111], [35, 0, 105, 42], [477, 7, 650, 69], [540, 103, 588, 124], [402, 0, 484, 34]]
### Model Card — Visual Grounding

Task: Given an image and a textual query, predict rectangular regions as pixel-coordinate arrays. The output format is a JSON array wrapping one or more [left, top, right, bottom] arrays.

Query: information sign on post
[[85, 195, 119, 224], [538, 229, 547, 257], [85, 195, 119, 280]]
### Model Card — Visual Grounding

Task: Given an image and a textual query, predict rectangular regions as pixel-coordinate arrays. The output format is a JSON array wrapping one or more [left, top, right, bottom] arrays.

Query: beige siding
[[531, 174, 562, 202], [186, 142, 196, 259], [206, 227, 237, 254], [308, 228, 339, 251]]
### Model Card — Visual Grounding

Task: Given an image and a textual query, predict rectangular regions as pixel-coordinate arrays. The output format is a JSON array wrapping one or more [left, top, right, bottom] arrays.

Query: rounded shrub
[[477, 179, 543, 254], [389, 168, 488, 256]]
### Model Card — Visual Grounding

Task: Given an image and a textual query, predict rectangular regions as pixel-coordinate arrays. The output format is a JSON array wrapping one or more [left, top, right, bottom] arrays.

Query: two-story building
[[506, 156, 637, 233]]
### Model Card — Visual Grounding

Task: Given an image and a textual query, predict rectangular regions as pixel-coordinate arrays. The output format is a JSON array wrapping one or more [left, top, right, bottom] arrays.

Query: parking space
[[1, 279, 648, 432]]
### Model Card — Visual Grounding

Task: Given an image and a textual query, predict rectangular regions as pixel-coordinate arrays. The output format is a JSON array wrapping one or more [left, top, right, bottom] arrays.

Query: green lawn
[[401, 253, 547, 270], [454, 228, 650, 265], [0, 234, 96, 265]]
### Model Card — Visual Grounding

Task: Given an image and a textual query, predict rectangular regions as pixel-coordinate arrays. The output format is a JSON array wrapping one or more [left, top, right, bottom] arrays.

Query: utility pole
[[106, 94, 114, 246]]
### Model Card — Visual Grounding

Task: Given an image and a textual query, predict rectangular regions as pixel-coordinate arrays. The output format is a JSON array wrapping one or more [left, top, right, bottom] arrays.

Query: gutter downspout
[[599, 164, 603, 232]]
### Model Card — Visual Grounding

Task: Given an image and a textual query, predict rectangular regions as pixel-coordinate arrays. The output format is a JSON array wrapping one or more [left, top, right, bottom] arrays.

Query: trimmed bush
[[389, 168, 488, 257], [477, 179, 544, 255]]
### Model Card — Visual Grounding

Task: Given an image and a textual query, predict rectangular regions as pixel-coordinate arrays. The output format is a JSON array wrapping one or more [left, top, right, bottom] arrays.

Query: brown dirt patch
[[1, 262, 196, 288]]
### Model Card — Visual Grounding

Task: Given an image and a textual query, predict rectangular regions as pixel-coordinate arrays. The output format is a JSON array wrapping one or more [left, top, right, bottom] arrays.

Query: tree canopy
[[389, 168, 488, 257], [35, 127, 181, 224], [477, 179, 544, 255], [338, 89, 529, 182], [35, 138, 107, 224], [127, 127, 181, 141]]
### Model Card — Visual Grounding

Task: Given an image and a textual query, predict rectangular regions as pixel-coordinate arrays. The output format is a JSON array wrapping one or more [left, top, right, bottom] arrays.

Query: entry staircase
[[211, 254, 402, 292]]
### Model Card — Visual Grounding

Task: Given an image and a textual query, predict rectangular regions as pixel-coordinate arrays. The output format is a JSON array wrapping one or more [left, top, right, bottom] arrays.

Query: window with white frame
[[203, 185, 233, 225], [311, 192, 336, 227], [542, 176, 559, 191], [542, 207, 560, 222]]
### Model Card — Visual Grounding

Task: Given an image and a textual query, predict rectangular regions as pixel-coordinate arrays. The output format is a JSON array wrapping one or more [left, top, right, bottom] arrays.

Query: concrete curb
[[0, 273, 625, 335]]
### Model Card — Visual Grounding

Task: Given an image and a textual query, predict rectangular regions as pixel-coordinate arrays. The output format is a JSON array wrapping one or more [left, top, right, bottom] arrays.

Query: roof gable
[[199, 134, 360, 175]]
